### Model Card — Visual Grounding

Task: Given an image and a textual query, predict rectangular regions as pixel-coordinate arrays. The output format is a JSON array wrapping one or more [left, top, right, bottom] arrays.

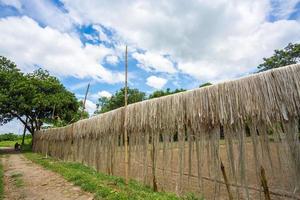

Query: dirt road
[[1, 150, 94, 200]]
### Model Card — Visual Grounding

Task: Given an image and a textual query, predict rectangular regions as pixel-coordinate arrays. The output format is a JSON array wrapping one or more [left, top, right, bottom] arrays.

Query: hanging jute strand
[[33, 64, 300, 199]]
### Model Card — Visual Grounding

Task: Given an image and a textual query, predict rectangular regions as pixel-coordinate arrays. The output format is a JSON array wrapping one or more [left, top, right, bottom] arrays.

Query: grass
[[0, 162, 3, 200], [25, 153, 204, 200], [11, 173, 24, 188], [0, 138, 31, 148]]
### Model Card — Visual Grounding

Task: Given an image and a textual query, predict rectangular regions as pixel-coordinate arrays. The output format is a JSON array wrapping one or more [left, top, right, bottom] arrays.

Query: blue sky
[[0, 0, 300, 133]]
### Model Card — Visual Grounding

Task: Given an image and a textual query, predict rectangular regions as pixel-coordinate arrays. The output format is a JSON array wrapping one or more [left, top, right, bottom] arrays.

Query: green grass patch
[[0, 138, 32, 152], [0, 162, 3, 200], [25, 153, 204, 200], [11, 172, 24, 188], [0, 138, 31, 147]]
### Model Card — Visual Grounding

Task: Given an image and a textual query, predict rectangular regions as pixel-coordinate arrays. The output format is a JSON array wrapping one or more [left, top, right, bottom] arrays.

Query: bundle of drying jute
[[33, 64, 300, 199]]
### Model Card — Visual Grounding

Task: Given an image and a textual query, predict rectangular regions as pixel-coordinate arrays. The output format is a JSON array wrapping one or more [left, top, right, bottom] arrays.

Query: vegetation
[[148, 88, 186, 99], [258, 43, 300, 72], [0, 138, 32, 149], [25, 153, 203, 200], [0, 133, 32, 151], [0, 133, 31, 142], [199, 82, 212, 88], [96, 87, 146, 114], [96, 88, 186, 114], [0, 56, 82, 138]]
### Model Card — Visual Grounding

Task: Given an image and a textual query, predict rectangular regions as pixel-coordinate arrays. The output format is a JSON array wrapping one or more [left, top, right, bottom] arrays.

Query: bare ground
[[1, 150, 94, 200]]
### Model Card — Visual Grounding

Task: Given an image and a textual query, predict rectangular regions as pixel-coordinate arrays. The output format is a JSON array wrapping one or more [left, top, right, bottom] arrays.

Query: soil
[[1, 148, 94, 200]]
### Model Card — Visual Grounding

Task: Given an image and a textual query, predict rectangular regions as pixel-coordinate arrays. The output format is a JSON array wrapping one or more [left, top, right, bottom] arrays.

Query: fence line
[[34, 64, 300, 199]]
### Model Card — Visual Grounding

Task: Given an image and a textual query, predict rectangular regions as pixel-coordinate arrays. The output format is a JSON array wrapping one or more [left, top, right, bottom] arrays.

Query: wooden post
[[124, 45, 129, 184], [151, 132, 158, 192], [260, 166, 271, 200], [220, 160, 233, 200], [81, 83, 90, 119]]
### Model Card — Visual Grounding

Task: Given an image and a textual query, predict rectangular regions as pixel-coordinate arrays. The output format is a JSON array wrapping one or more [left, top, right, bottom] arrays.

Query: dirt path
[[1, 152, 94, 200]]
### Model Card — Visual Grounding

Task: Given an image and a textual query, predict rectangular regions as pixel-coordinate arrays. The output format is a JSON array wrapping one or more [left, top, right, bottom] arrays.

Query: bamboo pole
[[81, 83, 90, 119], [124, 45, 129, 184], [221, 160, 233, 200], [260, 166, 271, 200]]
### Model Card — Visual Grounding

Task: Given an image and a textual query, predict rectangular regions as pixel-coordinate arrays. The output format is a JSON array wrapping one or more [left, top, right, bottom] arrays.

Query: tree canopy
[[199, 82, 212, 88], [258, 43, 300, 72], [96, 87, 146, 114], [148, 88, 186, 99], [95, 88, 186, 114], [0, 56, 80, 136]]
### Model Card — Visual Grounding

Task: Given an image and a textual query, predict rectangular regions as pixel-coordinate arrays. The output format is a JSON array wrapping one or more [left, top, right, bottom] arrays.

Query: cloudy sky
[[0, 0, 300, 133]]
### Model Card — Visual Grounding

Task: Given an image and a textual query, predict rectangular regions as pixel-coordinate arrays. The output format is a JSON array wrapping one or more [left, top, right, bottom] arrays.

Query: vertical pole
[[260, 166, 271, 200], [124, 45, 129, 184], [81, 83, 90, 119], [220, 160, 233, 200]]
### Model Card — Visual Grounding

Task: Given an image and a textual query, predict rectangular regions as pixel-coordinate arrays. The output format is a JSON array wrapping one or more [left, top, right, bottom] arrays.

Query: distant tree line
[[95, 85, 211, 114], [0, 133, 31, 142]]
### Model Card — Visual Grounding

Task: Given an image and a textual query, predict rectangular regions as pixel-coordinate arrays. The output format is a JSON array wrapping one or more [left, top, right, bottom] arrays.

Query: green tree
[[199, 82, 212, 88], [95, 87, 146, 114], [148, 88, 186, 99], [258, 43, 300, 72], [50, 100, 89, 127], [0, 56, 79, 138]]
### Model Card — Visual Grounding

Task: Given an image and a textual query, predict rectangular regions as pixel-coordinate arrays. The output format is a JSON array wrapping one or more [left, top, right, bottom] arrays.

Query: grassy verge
[[0, 162, 3, 200], [0, 138, 31, 148], [25, 153, 203, 200]]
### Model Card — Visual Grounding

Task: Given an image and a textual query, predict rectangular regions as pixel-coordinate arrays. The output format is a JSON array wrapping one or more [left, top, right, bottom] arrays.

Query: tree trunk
[[21, 117, 28, 146]]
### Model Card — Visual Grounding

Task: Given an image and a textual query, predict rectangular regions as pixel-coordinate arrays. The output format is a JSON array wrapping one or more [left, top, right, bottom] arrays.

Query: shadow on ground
[[0, 147, 21, 155]]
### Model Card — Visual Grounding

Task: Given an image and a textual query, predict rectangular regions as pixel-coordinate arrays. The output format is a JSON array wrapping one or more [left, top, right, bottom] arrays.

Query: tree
[[258, 43, 300, 72], [148, 88, 186, 99], [0, 56, 79, 138], [199, 82, 212, 88], [50, 100, 89, 127], [95, 87, 146, 114]]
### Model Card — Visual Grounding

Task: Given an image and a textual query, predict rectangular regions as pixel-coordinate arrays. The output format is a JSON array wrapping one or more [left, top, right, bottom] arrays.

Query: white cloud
[[22, 0, 74, 31], [0, 0, 22, 10], [90, 90, 112, 101], [93, 25, 110, 43], [98, 90, 112, 98], [61, 0, 300, 82], [3, 0, 74, 32], [146, 75, 168, 89], [69, 81, 91, 91], [84, 99, 97, 115], [105, 55, 119, 65], [132, 51, 176, 74], [0, 16, 124, 84], [270, 0, 299, 20]]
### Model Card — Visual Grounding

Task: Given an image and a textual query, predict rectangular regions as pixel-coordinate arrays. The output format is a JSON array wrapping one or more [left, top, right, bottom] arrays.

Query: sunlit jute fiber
[[33, 64, 300, 199]]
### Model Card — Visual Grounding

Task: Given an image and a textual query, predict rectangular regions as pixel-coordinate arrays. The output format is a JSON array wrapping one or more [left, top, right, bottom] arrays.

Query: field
[[0, 138, 31, 148]]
